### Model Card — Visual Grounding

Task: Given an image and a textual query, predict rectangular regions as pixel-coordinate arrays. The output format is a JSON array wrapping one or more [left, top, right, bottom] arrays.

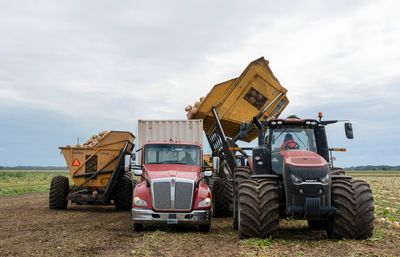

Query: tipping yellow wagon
[[186, 57, 290, 217], [187, 57, 289, 166], [49, 131, 135, 210]]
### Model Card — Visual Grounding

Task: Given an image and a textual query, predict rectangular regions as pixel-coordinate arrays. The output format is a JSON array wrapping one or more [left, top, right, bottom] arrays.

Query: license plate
[[167, 214, 178, 224]]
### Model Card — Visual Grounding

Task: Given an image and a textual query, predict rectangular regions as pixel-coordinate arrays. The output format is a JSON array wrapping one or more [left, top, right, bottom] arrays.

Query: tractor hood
[[282, 150, 327, 168], [143, 164, 200, 181], [282, 150, 329, 181]]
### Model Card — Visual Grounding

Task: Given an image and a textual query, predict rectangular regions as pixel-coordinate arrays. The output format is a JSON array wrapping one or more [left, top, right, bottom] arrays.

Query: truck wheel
[[49, 176, 69, 210], [233, 167, 251, 230], [238, 179, 279, 238], [199, 224, 211, 232], [213, 178, 233, 217], [328, 179, 374, 239], [114, 175, 134, 211], [133, 223, 143, 231]]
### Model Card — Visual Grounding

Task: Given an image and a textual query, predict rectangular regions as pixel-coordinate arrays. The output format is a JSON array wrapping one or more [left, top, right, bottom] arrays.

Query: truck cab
[[128, 120, 213, 231]]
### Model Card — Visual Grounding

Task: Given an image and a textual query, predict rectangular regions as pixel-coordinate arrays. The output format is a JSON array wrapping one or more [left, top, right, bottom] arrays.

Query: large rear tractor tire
[[49, 176, 69, 210], [233, 167, 251, 230], [213, 178, 233, 217], [114, 175, 135, 211], [238, 179, 279, 238], [328, 179, 374, 239]]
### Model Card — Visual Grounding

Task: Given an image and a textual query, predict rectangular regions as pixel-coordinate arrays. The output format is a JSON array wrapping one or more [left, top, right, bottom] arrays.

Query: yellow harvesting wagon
[[189, 57, 290, 217], [49, 131, 135, 210], [191, 57, 289, 143], [190, 57, 289, 172]]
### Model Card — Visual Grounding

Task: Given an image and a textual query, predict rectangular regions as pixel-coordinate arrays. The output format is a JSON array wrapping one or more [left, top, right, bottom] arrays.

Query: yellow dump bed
[[191, 57, 289, 142], [60, 131, 135, 187]]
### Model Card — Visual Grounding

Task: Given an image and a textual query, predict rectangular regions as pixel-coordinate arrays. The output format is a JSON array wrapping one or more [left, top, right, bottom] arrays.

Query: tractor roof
[[266, 116, 320, 126]]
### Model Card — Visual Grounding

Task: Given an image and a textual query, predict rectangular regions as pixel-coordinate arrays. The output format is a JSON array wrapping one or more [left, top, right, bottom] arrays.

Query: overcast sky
[[0, 0, 399, 167]]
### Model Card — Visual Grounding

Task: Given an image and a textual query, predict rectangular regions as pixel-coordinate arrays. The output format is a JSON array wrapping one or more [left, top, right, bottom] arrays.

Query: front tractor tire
[[213, 177, 233, 217], [238, 179, 279, 239], [328, 179, 374, 239], [114, 175, 135, 211], [49, 176, 69, 210]]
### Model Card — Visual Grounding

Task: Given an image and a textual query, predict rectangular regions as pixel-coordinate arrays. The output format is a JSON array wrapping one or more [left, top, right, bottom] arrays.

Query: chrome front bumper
[[132, 208, 211, 225]]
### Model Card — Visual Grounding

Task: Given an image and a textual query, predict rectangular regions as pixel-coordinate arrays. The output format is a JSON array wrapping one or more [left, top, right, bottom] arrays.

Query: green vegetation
[[0, 170, 68, 196], [348, 171, 400, 177]]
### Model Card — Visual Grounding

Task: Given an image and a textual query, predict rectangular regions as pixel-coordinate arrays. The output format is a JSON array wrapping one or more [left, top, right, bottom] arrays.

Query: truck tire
[[199, 224, 211, 232], [49, 176, 69, 210], [133, 223, 143, 231], [114, 175, 135, 211], [328, 179, 374, 239], [238, 179, 279, 238], [213, 178, 233, 217], [233, 167, 251, 230]]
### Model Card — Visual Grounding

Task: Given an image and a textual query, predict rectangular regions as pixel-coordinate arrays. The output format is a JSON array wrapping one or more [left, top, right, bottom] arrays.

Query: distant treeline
[[1, 165, 399, 171], [346, 165, 400, 171], [0, 166, 67, 170]]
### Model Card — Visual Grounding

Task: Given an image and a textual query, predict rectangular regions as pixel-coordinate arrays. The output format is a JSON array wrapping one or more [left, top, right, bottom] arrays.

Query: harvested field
[[0, 174, 399, 257]]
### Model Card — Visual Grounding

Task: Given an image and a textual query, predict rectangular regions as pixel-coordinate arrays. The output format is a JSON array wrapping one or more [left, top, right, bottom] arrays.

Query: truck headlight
[[320, 173, 330, 184], [290, 174, 302, 184], [133, 196, 147, 207], [198, 197, 211, 208]]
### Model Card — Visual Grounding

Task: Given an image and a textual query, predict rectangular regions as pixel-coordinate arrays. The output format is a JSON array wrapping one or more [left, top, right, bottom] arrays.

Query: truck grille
[[153, 182, 171, 210], [152, 178, 194, 211]]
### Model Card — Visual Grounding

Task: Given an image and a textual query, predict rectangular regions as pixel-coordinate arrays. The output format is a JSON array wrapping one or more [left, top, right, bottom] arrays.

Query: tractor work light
[[320, 174, 330, 184], [290, 174, 302, 184]]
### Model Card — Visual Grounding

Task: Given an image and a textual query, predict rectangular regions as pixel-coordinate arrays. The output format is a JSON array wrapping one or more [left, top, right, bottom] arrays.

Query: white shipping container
[[136, 120, 203, 163]]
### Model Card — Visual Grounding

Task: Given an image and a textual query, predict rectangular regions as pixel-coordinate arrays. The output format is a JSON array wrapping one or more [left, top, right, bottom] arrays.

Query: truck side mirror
[[345, 122, 354, 139], [239, 122, 249, 139], [212, 157, 220, 173], [124, 155, 132, 172]]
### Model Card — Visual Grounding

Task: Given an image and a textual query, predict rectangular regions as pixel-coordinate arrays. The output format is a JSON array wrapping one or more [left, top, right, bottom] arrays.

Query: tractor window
[[270, 127, 317, 173], [144, 144, 201, 166]]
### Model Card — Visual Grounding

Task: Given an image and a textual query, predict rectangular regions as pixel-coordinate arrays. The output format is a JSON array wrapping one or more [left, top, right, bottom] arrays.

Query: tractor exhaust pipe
[[252, 117, 264, 146]]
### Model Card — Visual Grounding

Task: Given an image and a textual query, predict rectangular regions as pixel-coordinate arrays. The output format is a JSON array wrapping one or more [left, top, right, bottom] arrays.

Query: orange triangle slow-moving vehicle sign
[[72, 159, 81, 166]]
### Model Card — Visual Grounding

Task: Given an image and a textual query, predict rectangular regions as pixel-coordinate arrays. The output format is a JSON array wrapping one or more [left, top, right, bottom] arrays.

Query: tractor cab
[[249, 114, 354, 177], [267, 117, 319, 175]]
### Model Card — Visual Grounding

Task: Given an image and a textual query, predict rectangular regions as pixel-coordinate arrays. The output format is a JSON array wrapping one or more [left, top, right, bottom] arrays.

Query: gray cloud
[[0, 0, 399, 166]]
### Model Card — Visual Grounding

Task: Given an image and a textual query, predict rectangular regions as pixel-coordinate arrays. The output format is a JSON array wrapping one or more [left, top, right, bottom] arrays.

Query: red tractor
[[230, 114, 374, 239]]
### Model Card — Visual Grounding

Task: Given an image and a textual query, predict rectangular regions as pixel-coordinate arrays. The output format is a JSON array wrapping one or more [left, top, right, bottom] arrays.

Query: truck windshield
[[144, 144, 201, 166]]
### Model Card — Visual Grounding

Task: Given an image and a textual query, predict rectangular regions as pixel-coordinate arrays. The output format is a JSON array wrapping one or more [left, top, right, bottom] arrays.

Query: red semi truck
[[126, 120, 216, 232]]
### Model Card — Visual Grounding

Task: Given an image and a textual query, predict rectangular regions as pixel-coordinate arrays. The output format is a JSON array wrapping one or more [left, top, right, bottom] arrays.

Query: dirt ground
[[0, 192, 398, 257]]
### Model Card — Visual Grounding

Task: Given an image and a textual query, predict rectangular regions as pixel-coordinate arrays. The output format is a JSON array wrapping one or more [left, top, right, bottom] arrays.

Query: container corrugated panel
[[137, 120, 203, 149], [191, 57, 289, 142]]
